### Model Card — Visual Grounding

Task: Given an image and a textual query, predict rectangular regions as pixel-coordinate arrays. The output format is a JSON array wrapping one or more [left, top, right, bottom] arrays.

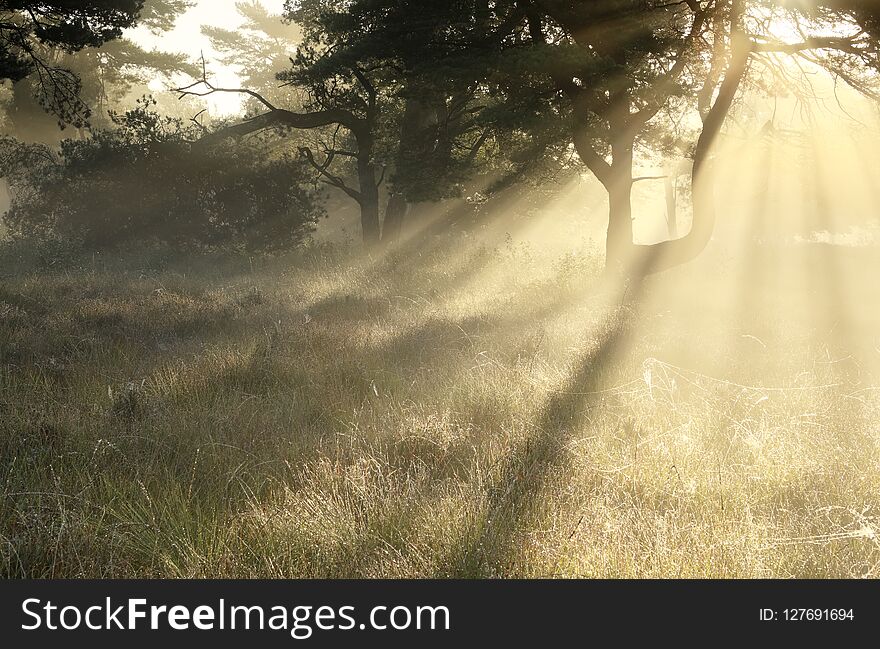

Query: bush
[[2, 98, 323, 252]]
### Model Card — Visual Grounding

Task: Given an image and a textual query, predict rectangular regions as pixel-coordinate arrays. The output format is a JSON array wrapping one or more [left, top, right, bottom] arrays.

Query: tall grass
[[1, 236, 879, 577]]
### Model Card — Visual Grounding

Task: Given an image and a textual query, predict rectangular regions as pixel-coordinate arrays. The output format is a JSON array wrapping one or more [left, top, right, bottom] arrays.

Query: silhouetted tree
[[179, 1, 496, 248], [0, 1, 148, 127], [179, 0, 880, 265], [411, 0, 880, 273]]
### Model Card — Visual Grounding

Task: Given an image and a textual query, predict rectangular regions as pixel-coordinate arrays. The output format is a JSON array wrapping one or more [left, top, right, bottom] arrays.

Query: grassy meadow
[[2, 221, 880, 579]]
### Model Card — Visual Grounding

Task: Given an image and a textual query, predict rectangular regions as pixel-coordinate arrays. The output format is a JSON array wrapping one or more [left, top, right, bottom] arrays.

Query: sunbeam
[[4, 0, 880, 586]]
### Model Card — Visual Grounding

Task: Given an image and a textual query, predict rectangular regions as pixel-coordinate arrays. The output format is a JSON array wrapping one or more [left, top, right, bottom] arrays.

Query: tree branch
[[751, 36, 863, 55], [192, 108, 365, 145], [175, 54, 278, 111], [630, 3, 710, 128], [351, 65, 377, 113], [299, 146, 362, 203]]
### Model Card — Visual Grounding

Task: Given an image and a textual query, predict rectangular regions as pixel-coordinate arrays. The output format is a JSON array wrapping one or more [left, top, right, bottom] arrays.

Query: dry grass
[[1, 234, 879, 578]]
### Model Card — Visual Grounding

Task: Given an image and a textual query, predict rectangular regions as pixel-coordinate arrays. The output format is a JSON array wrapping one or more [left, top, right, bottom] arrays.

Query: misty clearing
[[2, 0, 880, 578]]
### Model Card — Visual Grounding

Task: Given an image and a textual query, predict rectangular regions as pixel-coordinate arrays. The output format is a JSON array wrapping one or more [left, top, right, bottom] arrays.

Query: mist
[[2, 0, 880, 579]]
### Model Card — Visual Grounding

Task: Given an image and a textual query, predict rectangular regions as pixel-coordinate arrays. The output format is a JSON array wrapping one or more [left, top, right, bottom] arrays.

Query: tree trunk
[[358, 177, 381, 248], [382, 192, 408, 246], [603, 134, 636, 271], [665, 173, 678, 239], [356, 133, 381, 248], [605, 174, 635, 271], [379, 96, 427, 246], [631, 31, 751, 275]]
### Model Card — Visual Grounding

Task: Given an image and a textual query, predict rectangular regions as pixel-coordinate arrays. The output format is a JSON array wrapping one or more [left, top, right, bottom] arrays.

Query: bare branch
[[174, 52, 278, 111], [299, 146, 362, 203], [176, 79, 278, 112], [189, 108, 208, 135]]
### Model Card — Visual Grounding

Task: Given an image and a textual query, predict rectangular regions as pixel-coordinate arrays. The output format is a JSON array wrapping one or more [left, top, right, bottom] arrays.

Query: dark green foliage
[[280, 1, 501, 204], [0, 1, 146, 126], [3, 98, 323, 252], [2, 1, 143, 53]]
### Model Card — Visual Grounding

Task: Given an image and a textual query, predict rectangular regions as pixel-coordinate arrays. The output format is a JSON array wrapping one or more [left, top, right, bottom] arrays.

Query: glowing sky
[[128, 0, 286, 116]]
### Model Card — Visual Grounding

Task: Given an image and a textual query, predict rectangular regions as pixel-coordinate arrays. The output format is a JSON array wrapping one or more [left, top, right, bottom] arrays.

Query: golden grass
[[1, 236, 879, 578]]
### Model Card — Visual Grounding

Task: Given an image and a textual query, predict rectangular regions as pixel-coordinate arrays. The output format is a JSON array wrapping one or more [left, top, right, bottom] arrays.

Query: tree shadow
[[240, 264, 620, 576], [437, 298, 634, 576]]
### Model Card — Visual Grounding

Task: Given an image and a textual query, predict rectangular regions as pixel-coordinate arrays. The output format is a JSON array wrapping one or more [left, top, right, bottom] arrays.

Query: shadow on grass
[[437, 303, 633, 576]]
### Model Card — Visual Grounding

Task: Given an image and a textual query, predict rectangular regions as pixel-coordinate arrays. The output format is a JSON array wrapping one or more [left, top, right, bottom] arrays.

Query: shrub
[[2, 98, 323, 252]]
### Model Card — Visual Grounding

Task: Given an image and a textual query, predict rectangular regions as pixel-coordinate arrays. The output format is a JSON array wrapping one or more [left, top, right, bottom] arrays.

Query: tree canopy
[[7, 0, 880, 268], [0, 1, 151, 126]]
